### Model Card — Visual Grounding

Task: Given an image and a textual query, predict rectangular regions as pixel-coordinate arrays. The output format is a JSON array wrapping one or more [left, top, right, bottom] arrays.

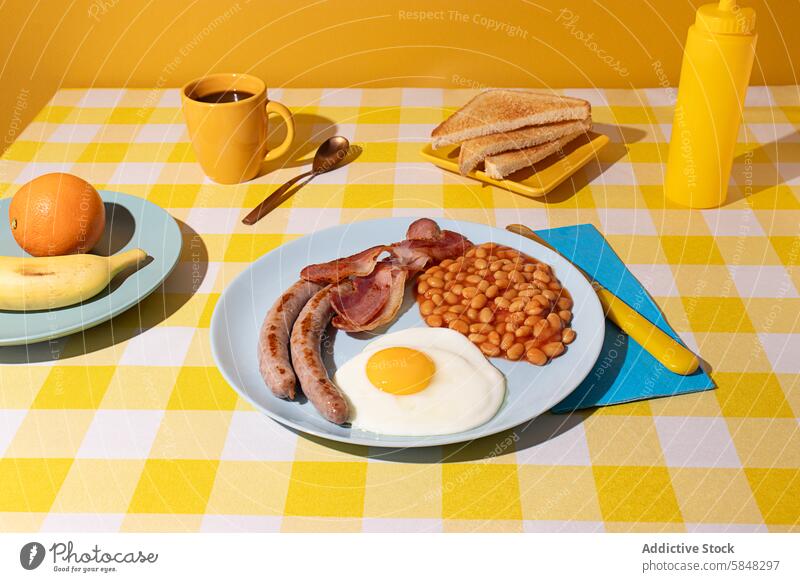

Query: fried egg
[[333, 328, 506, 436]]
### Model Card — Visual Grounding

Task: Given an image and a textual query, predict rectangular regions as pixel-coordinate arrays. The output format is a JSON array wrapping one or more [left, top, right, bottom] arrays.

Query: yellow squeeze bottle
[[664, 0, 757, 208]]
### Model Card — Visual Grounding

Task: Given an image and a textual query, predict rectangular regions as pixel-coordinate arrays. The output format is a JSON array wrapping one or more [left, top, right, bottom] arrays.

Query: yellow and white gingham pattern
[[0, 87, 798, 533]]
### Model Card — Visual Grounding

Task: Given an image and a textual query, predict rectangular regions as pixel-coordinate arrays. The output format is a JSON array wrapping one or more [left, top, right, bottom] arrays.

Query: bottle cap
[[696, 0, 756, 35]]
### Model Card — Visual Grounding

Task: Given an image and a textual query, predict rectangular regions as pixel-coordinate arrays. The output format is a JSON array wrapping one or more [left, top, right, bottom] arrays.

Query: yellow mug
[[181, 73, 295, 184]]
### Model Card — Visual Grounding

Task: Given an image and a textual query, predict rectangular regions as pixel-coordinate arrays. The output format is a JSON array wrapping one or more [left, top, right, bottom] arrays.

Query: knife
[[506, 224, 699, 376]]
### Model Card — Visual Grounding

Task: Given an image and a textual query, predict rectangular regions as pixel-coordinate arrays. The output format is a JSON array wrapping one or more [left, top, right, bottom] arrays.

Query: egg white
[[333, 328, 506, 436]]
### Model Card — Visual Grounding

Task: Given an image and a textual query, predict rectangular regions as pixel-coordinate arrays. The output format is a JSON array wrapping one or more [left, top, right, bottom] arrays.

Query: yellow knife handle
[[595, 286, 699, 376]]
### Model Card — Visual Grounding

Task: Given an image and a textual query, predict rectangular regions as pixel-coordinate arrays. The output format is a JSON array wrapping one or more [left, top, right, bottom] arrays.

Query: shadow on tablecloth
[[540, 123, 646, 205], [0, 219, 208, 364], [292, 409, 595, 464]]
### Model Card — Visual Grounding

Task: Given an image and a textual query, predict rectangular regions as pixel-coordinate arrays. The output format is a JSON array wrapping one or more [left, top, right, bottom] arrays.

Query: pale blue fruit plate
[[210, 218, 605, 448], [0, 190, 182, 346]]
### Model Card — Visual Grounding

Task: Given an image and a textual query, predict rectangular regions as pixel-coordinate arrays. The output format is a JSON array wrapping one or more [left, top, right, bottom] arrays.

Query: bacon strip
[[330, 262, 394, 328], [359, 267, 408, 330], [405, 217, 442, 240], [300, 245, 387, 284], [300, 218, 473, 332], [301, 219, 471, 286], [332, 266, 408, 332], [393, 230, 472, 265]]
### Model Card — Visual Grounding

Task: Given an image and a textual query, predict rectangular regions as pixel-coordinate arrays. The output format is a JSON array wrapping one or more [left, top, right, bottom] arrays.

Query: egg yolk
[[365, 347, 435, 395]]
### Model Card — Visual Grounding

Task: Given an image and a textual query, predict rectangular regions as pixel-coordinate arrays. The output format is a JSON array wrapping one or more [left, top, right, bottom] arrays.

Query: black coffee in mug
[[182, 73, 295, 183], [195, 90, 255, 104]]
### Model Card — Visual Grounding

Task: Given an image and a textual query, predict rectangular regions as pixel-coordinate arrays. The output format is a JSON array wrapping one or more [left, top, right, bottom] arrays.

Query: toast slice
[[458, 117, 592, 175], [431, 90, 590, 149], [483, 131, 583, 180]]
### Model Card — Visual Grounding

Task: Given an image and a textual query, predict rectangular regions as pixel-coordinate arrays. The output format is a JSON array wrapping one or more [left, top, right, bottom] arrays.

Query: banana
[[0, 248, 147, 311]]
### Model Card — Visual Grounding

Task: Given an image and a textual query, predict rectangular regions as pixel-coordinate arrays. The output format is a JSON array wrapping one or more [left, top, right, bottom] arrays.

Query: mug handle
[[264, 100, 295, 162]]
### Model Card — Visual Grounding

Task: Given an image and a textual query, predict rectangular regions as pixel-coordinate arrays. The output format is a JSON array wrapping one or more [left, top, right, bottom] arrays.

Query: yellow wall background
[[1, 0, 797, 152]]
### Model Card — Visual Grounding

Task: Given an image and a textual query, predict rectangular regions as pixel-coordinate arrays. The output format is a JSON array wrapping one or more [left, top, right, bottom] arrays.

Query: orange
[[8, 173, 105, 257]]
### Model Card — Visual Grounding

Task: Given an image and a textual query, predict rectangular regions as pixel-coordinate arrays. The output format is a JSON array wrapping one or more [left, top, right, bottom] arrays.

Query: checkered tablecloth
[[0, 87, 798, 533]]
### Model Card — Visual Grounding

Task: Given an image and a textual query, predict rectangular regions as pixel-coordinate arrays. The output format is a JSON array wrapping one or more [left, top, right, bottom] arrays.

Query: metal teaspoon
[[242, 135, 351, 225]]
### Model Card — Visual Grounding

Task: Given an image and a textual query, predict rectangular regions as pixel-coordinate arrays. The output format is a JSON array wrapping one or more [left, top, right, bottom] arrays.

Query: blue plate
[[211, 218, 605, 448], [0, 190, 182, 346]]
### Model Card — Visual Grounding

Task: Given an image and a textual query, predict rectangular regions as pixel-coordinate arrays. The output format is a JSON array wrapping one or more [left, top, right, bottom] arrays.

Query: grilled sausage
[[258, 280, 323, 399], [290, 285, 349, 424]]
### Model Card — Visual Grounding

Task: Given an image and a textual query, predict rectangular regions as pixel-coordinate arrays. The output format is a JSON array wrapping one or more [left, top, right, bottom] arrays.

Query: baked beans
[[416, 242, 575, 366]]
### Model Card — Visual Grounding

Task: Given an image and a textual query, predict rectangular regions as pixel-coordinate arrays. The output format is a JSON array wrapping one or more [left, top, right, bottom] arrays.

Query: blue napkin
[[533, 224, 715, 413]]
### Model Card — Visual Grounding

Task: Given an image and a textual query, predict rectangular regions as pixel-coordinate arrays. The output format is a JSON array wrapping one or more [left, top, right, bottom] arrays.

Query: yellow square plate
[[420, 131, 610, 198]]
